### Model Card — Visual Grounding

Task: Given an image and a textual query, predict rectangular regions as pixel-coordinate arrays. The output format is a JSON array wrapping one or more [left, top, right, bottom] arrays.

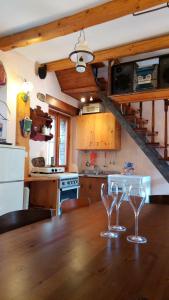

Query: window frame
[[49, 109, 70, 170]]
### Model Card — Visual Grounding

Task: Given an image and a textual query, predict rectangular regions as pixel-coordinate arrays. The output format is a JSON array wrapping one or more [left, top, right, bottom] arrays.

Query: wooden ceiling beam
[[0, 0, 166, 51], [46, 33, 169, 71], [46, 94, 79, 116]]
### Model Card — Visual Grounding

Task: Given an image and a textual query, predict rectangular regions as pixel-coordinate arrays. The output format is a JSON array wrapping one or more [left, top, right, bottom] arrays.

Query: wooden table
[[0, 202, 169, 300]]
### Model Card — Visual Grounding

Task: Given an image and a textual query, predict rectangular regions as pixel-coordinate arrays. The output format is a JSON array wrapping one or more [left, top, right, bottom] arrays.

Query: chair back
[[0, 208, 52, 234], [149, 195, 169, 205]]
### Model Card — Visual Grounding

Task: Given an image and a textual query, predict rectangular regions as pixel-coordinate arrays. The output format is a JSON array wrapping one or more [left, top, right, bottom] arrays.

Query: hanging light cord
[[133, 2, 169, 16], [74, 29, 85, 51]]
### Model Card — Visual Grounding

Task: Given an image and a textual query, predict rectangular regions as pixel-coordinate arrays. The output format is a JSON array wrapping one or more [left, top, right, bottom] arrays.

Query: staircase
[[121, 101, 169, 161], [99, 91, 169, 183]]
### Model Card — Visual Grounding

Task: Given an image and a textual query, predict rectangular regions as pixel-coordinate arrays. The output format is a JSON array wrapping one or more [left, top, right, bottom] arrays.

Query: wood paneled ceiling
[[56, 65, 99, 101]]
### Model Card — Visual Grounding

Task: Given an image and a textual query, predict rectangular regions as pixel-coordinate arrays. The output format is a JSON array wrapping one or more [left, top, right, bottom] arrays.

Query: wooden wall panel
[[16, 94, 30, 177]]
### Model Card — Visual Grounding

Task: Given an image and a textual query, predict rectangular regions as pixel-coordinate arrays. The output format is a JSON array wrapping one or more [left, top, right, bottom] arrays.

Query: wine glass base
[[110, 225, 126, 232], [100, 231, 118, 239], [127, 235, 147, 244]]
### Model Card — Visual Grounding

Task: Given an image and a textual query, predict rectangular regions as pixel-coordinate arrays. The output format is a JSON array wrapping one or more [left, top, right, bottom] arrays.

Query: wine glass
[[110, 183, 126, 232], [127, 185, 147, 244], [100, 183, 118, 239]]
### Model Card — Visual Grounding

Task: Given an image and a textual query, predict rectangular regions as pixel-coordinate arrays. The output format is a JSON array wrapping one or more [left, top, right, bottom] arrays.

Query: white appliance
[[108, 174, 151, 203], [31, 169, 79, 216], [82, 103, 103, 114], [0, 145, 25, 215]]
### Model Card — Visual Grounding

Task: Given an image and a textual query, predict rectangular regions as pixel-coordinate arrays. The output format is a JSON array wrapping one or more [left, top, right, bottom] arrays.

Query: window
[[58, 116, 68, 166], [47, 111, 69, 169], [46, 116, 56, 165]]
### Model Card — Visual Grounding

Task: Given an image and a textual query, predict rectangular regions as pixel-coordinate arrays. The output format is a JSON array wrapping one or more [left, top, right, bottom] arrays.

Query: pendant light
[[69, 30, 94, 73]]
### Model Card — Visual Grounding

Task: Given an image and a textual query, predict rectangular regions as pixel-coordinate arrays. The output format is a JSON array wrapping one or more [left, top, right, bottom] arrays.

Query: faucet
[[94, 165, 100, 175]]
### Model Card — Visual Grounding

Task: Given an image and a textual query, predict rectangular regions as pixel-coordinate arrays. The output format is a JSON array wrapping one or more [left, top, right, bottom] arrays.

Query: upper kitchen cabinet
[[76, 113, 121, 150]]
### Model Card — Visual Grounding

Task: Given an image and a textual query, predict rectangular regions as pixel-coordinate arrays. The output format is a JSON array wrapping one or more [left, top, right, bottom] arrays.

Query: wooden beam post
[[46, 32, 169, 72], [107, 60, 112, 96]]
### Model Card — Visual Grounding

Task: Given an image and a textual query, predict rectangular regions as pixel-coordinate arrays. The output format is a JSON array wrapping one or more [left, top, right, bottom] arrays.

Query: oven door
[[58, 186, 80, 216]]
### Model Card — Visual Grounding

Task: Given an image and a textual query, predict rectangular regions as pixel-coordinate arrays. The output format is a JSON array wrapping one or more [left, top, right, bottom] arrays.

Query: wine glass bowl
[[110, 183, 127, 232], [127, 185, 147, 244], [100, 183, 118, 239]]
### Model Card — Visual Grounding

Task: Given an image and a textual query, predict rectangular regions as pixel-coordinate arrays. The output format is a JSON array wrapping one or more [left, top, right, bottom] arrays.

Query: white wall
[[0, 80, 7, 140], [0, 50, 79, 166]]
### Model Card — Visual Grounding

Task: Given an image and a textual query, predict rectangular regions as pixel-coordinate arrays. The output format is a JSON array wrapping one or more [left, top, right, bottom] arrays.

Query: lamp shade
[[69, 40, 94, 64], [76, 57, 86, 73]]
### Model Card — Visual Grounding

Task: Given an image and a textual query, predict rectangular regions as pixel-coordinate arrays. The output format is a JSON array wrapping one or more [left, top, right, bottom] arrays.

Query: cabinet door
[[76, 113, 121, 150], [94, 113, 120, 150], [78, 177, 90, 205], [76, 115, 95, 150], [78, 177, 107, 204], [90, 178, 107, 203]]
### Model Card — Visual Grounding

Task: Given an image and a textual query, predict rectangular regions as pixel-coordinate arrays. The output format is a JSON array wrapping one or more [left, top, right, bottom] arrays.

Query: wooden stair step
[[134, 128, 147, 132], [147, 143, 166, 149], [124, 115, 136, 121], [146, 131, 158, 137], [146, 142, 160, 146], [124, 115, 148, 124], [160, 157, 169, 161], [136, 118, 148, 125]]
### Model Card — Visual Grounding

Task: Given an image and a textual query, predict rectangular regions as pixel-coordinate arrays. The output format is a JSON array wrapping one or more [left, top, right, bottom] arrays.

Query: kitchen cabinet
[[76, 113, 121, 150], [78, 176, 107, 205]]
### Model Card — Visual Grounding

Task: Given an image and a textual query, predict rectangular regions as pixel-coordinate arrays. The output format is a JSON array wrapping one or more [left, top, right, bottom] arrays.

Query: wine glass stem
[[135, 213, 139, 237], [107, 213, 111, 231], [116, 206, 119, 226]]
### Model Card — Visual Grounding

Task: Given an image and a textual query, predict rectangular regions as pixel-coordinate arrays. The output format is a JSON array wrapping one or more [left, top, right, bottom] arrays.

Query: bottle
[[51, 157, 55, 167]]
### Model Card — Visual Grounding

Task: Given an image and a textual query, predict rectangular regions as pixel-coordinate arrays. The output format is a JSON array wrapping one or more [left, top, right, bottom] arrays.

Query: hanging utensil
[[86, 152, 90, 167], [104, 151, 108, 168]]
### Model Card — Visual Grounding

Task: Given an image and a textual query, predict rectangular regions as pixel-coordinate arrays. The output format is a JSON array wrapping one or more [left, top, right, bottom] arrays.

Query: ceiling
[[1, 1, 169, 64]]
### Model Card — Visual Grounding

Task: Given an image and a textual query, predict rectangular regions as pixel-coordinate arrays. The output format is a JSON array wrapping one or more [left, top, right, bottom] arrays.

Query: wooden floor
[[0, 202, 169, 300]]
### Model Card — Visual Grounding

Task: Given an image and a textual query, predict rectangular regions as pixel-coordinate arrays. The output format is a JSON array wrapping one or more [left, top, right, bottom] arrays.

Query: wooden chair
[[149, 195, 169, 205], [0, 208, 52, 234]]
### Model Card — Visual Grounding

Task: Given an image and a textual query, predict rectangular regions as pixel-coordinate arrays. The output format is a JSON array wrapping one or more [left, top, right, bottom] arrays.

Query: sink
[[79, 171, 120, 177]]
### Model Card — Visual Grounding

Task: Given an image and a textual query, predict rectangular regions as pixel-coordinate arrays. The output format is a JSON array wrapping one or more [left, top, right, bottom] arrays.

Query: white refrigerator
[[0, 145, 25, 215]]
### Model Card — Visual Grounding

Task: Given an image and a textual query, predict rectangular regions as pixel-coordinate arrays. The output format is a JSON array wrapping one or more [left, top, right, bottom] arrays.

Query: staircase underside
[[99, 92, 169, 183]]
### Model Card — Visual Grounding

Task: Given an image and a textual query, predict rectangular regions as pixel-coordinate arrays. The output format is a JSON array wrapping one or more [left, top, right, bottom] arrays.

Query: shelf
[[30, 132, 53, 142], [110, 88, 169, 104], [30, 106, 53, 142]]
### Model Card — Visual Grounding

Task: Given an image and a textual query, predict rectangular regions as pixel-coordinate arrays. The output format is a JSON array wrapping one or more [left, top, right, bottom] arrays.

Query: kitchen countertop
[[79, 173, 120, 178], [24, 176, 58, 182], [79, 173, 108, 178]]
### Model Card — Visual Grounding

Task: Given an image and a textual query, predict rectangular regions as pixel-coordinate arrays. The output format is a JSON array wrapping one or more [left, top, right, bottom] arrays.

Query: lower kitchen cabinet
[[78, 176, 107, 205]]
